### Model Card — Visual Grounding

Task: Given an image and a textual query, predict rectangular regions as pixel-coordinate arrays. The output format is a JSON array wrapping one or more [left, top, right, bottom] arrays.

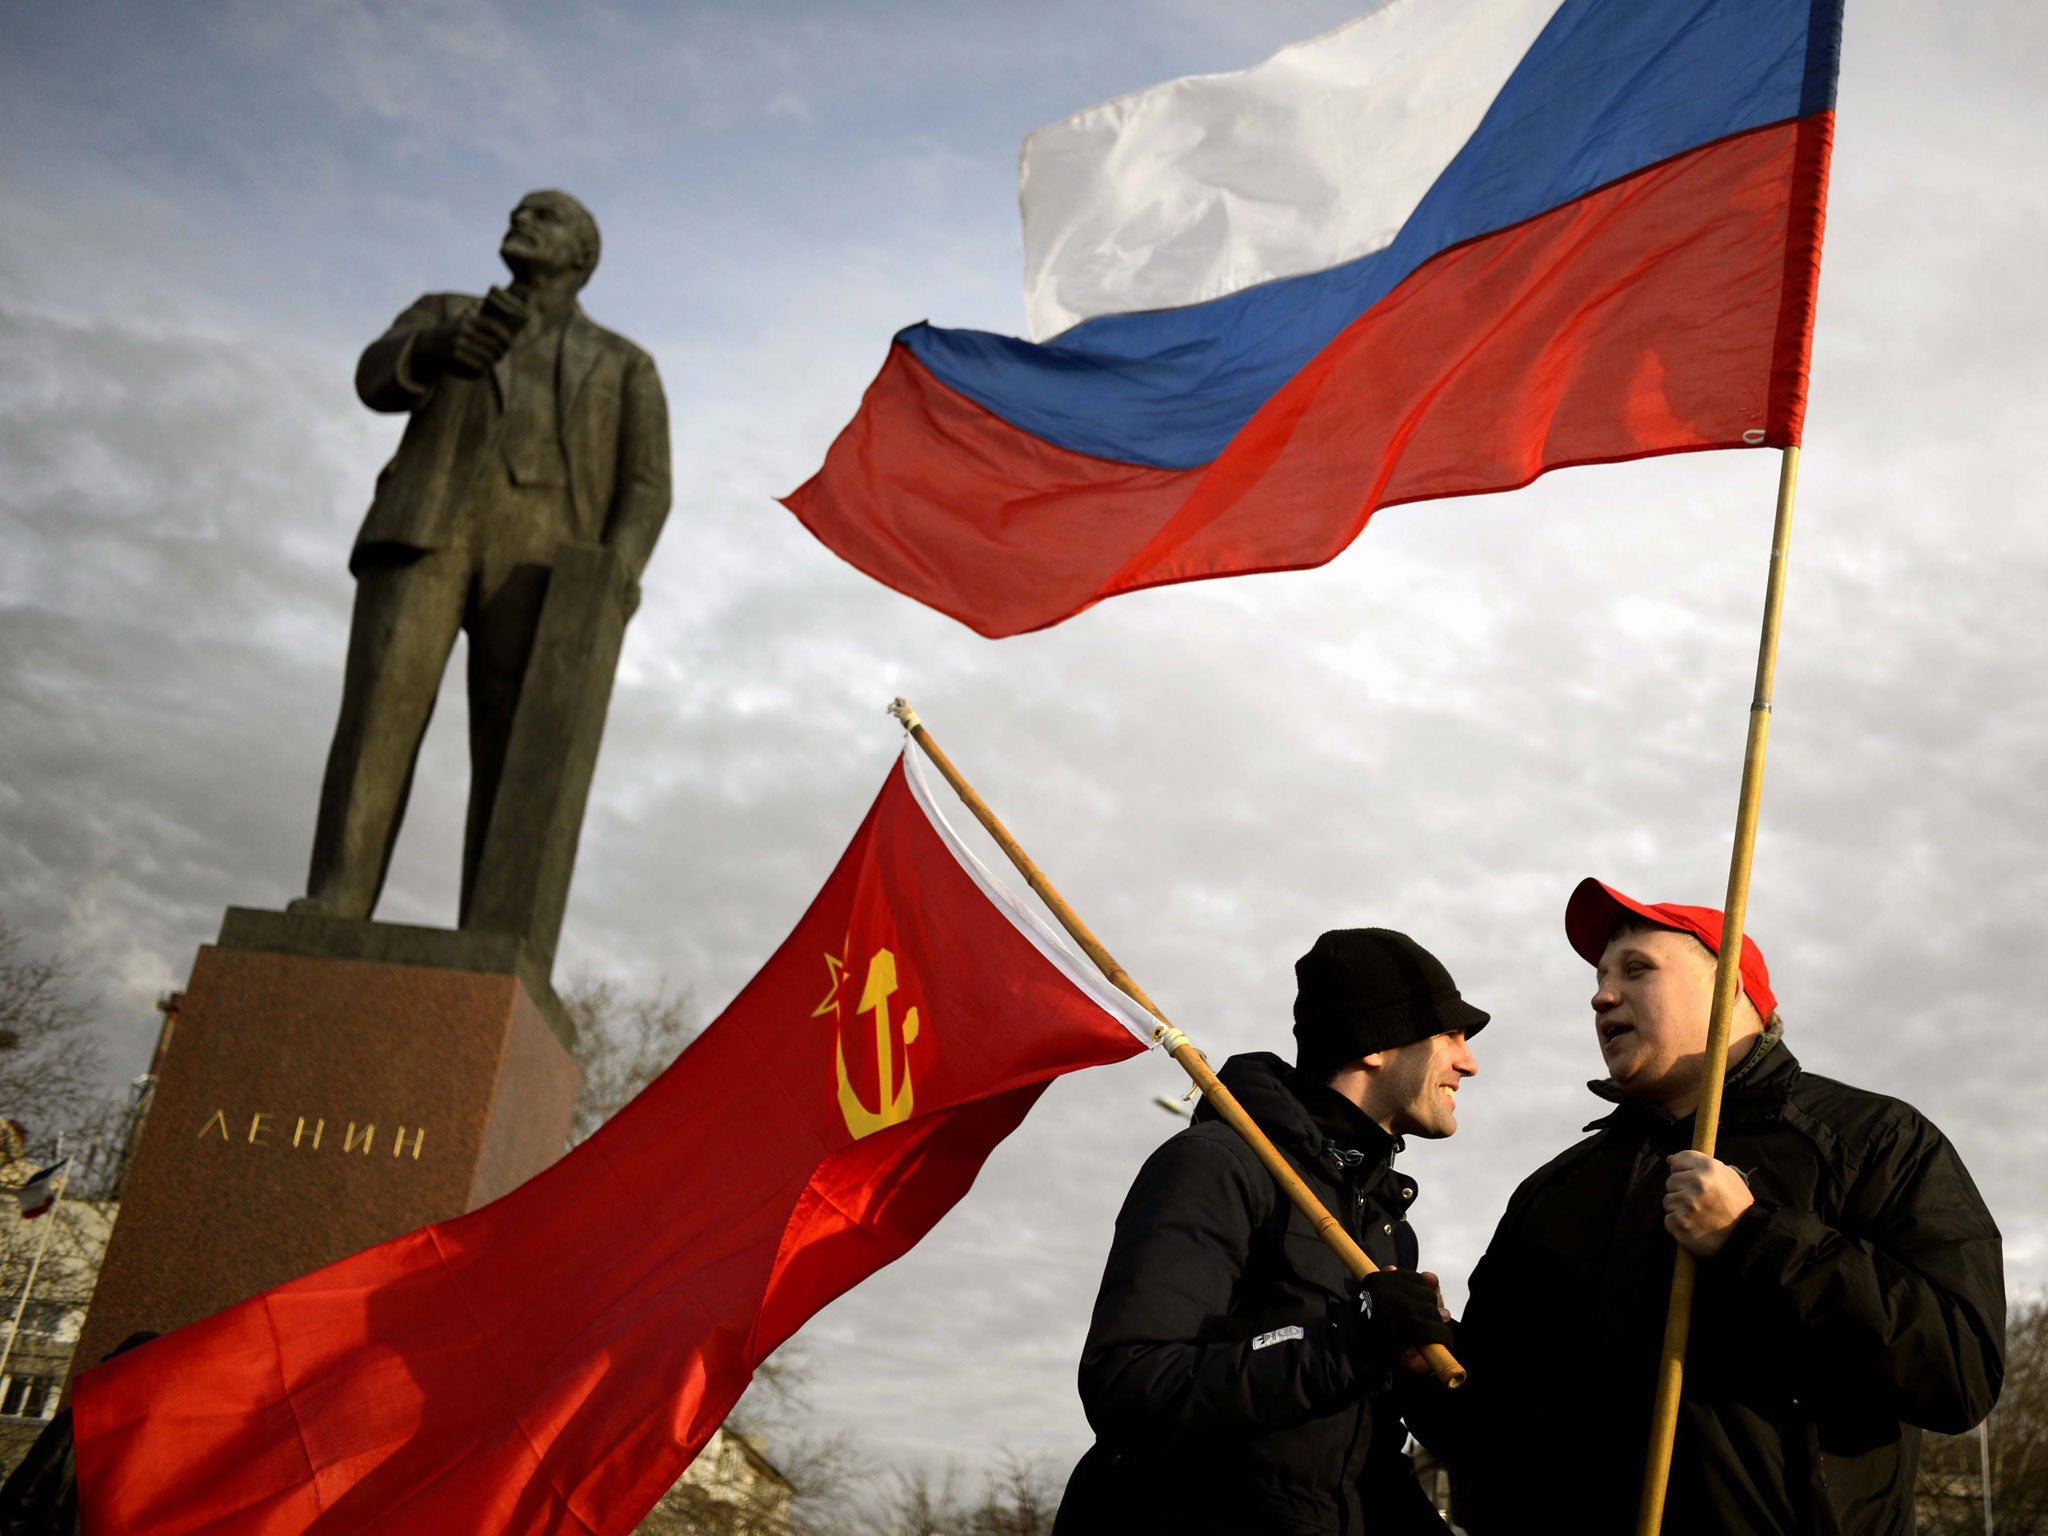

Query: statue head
[[500, 190, 602, 291]]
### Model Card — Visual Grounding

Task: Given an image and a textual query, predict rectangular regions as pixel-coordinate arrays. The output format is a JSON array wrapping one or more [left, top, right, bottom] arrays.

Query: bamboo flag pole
[[1634, 445, 1802, 1536], [887, 698, 1467, 1391]]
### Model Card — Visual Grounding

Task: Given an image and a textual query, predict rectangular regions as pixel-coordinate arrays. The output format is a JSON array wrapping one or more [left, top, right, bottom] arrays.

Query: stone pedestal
[[72, 908, 580, 1379]]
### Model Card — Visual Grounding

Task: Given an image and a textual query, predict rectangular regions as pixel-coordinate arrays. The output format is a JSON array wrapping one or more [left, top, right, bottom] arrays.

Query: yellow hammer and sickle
[[835, 948, 920, 1139]]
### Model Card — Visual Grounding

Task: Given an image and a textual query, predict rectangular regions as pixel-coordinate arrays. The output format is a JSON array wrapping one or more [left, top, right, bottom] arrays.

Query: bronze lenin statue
[[293, 191, 670, 936]]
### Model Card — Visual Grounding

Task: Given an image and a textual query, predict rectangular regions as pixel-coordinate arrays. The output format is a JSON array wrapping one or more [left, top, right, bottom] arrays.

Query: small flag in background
[[785, 0, 1843, 638], [74, 748, 1154, 1536], [13, 1160, 68, 1220]]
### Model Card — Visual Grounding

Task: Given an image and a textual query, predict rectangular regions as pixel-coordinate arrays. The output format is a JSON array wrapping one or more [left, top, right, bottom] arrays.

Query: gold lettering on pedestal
[[195, 1110, 428, 1164]]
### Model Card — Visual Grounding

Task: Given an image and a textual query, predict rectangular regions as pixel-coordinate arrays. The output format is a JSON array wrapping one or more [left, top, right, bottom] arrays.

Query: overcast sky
[[3, 0, 2044, 1486]]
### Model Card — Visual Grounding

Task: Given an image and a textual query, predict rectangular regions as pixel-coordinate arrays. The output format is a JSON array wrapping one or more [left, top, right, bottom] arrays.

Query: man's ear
[[1357, 1050, 1388, 1071]]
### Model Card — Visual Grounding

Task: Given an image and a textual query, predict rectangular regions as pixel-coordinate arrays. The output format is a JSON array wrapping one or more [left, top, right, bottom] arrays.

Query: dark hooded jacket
[[1053, 1053, 1447, 1536], [1420, 1038, 2004, 1536]]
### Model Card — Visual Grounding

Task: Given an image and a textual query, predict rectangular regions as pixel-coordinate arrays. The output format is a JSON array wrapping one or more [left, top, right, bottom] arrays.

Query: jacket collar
[[1293, 1075, 1402, 1169], [1199, 1052, 1401, 1175], [487, 301, 600, 415]]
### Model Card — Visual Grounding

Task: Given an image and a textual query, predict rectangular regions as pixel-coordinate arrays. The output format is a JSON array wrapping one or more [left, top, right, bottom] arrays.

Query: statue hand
[[414, 307, 521, 381]]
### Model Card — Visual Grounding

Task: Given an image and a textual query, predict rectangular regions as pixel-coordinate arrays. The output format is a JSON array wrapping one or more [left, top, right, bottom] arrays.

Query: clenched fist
[[411, 287, 531, 383], [1663, 1150, 1754, 1257]]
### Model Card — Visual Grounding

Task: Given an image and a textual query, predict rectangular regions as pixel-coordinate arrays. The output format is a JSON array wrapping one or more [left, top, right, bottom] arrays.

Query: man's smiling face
[[1591, 924, 1720, 1109], [1362, 1028, 1477, 1139]]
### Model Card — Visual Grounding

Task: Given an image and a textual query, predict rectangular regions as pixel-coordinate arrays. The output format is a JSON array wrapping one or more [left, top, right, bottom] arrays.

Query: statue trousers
[[306, 477, 578, 919]]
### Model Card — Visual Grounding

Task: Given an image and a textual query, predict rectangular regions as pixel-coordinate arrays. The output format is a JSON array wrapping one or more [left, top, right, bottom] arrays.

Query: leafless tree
[[0, 914, 123, 1367], [1919, 1295, 2048, 1535], [732, 1350, 869, 1536], [562, 971, 701, 1144], [631, 1429, 865, 1536], [0, 918, 110, 1149], [965, 1456, 1061, 1536], [859, 1453, 1060, 1536]]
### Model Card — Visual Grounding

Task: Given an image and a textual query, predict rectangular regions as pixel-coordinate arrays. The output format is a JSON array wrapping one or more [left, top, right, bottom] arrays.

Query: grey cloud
[[221, 0, 566, 160], [2, 0, 2043, 1484]]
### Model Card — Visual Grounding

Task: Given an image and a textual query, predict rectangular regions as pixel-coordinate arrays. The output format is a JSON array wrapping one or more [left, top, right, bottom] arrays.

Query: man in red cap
[[1421, 880, 2004, 1536]]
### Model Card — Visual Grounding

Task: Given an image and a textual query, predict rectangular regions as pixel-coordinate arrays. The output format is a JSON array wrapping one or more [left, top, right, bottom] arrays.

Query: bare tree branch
[[0, 918, 111, 1150], [1919, 1295, 2048, 1535], [562, 971, 701, 1145]]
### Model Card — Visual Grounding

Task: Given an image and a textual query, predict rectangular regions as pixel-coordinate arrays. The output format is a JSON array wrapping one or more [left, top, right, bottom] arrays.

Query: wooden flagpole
[[1634, 445, 1802, 1536], [887, 698, 1467, 1390]]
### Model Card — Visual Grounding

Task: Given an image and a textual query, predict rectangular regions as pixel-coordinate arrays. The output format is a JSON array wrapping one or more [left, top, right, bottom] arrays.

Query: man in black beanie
[[1053, 929, 1485, 1536]]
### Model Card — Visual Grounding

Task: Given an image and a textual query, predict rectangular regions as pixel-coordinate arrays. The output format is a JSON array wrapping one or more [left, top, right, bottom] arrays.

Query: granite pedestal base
[[72, 907, 580, 1381]]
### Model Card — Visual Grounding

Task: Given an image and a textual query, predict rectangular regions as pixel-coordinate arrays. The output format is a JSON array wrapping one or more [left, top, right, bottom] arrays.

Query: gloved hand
[[1344, 1269, 1454, 1376]]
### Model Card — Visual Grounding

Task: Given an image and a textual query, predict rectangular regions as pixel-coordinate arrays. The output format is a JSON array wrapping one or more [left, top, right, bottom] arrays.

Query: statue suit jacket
[[350, 292, 671, 580]]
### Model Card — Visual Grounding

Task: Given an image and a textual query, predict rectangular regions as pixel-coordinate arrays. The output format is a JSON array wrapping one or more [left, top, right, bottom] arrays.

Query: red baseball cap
[[1564, 877, 1777, 1020]]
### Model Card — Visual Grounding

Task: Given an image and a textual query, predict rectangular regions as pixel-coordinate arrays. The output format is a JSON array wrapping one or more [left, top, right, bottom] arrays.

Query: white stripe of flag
[[1019, 0, 1565, 339]]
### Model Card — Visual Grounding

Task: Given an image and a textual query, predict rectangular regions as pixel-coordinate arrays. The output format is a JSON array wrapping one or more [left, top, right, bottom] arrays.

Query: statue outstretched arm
[[355, 293, 522, 413], [357, 295, 457, 413]]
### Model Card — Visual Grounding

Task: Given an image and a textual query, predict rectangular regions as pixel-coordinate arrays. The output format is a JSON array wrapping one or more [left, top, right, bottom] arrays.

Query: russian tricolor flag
[[787, 0, 1842, 638], [14, 1158, 68, 1219]]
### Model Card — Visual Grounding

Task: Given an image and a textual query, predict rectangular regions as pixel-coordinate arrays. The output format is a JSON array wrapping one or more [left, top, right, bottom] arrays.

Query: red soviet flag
[[73, 750, 1153, 1535]]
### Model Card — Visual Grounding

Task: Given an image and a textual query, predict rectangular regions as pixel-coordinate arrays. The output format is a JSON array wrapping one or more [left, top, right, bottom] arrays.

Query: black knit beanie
[[1292, 928, 1490, 1073]]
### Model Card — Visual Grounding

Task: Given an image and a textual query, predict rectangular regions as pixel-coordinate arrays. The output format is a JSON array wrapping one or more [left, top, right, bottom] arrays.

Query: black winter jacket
[[1421, 1040, 2004, 1536], [1054, 1053, 1447, 1536]]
